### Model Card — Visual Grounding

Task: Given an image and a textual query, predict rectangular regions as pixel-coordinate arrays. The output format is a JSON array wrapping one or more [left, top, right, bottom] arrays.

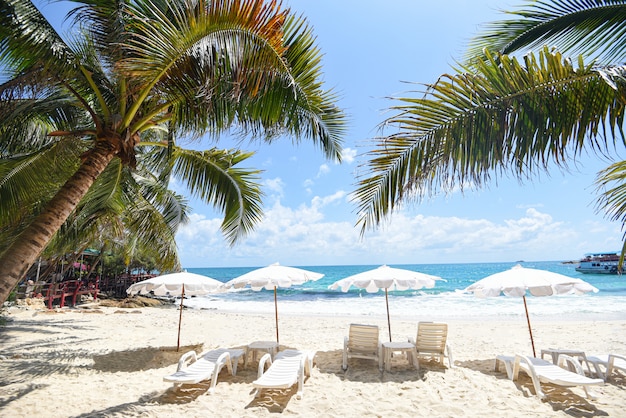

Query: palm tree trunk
[[0, 140, 118, 304]]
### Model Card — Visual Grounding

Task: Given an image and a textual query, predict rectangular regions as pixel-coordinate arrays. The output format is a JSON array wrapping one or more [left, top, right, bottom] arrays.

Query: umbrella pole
[[177, 284, 185, 352], [274, 286, 279, 345], [522, 295, 536, 357], [385, 289, 392, 342]]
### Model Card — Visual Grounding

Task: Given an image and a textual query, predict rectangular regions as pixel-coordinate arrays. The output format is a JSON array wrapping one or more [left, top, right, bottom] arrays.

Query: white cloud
[[264, 177, 285, 195], [311, 191, 346, 208], [176, 199, 602, 268], [341, 148, 357, 164], [516, 203, 545, 209], [316, 164, 330, 178]]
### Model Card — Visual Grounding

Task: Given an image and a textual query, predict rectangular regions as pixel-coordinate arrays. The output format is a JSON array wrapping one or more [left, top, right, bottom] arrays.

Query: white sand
[[1, 302, 625, 417]]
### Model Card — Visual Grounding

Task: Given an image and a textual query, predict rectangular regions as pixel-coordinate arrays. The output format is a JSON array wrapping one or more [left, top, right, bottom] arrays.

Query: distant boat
[[575, 252, 620, 274]]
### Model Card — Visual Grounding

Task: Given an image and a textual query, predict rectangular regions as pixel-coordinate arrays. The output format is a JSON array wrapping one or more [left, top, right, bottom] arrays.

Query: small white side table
[[226, 348, 246, 375], [382, 341, 419, 372], [246, 340, 279, 367]]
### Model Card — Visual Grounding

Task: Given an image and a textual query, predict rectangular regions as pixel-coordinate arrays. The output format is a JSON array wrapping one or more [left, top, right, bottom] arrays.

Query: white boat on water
[[575, 252, 620, 274]]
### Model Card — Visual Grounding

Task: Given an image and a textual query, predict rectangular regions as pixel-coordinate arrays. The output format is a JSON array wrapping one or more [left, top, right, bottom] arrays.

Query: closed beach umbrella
[[328, 265, 442, 341], [221, 262, 324, 344], [127, 271, 223, 351], [464, 264, 598, 356]]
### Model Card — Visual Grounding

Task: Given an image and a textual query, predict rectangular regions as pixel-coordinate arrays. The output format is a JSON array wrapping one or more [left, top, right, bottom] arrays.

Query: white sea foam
[[185, 293, 626, 322]]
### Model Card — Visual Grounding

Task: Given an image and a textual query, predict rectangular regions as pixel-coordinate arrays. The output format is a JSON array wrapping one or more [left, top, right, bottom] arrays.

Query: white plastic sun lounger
[[252, 349, 315, 399], [163, 348, 244, 394], [495, 354, 604, 400], [586, 354, 626, 381]]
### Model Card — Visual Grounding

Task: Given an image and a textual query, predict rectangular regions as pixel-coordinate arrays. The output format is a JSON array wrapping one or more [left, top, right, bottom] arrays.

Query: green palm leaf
[[355, 47, 626, 233], [596, 160, 626, 228], [466, 0, 626, 64], [0, 138, 83, 239], [0, 0, 346, 304], [169, 146, 263, 245]]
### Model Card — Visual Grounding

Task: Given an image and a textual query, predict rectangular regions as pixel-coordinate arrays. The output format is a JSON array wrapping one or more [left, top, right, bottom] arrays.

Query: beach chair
[[409, 322, 453, 368], [342, 324, 382, 371], [163, 348, 245, 394], [586, 354, 626, 381], [495, 354, 604, 400], [252, 349, 315, 399]]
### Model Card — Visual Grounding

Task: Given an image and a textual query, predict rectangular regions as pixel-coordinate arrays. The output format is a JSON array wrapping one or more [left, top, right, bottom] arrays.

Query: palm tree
[[0, 0, 346, 304], [354, 0, 626, 253], [41, 157, 193, 273]]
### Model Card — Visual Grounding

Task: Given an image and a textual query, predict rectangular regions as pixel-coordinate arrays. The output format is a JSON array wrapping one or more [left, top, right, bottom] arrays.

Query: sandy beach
[[1, 301, 625, 417]]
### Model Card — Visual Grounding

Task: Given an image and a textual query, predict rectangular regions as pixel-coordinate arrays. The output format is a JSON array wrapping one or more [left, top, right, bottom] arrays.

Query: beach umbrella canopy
[[127, 271, 223, 351], [464, 264, 598, 356], [328, 265, 442, 341], [221, 262, 324, 344]]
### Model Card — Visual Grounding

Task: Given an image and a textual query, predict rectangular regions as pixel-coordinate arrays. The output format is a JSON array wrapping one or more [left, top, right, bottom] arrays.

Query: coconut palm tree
[[0, 0, 346, 304], [354, 0, 626, 256], [40, 156, 193, 273]]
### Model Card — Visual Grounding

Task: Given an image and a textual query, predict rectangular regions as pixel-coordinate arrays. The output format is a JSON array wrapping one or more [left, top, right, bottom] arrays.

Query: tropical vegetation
[[354, 0, 626, 263], [0, 0, 346, 304]]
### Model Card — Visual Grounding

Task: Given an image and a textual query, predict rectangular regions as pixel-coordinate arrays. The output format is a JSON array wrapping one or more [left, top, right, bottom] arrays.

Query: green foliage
[[466, 0, 626, 65], [355, 0, 626, 240], [0, 0, 346, 283]]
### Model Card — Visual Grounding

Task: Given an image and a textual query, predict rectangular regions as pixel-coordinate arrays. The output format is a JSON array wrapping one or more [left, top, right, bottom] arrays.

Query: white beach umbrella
[[328, 265, 443, 341], [464, 264, 599, 357], [127, 271, 223, 351], [221, 262, 324, 344]]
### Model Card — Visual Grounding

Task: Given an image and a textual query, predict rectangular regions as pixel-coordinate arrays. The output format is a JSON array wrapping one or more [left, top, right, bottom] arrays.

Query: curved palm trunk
[[0, 140, 118, 304]]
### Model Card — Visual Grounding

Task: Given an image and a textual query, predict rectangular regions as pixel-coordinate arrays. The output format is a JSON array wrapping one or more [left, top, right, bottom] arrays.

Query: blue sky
[[39, 1, 623, 267]]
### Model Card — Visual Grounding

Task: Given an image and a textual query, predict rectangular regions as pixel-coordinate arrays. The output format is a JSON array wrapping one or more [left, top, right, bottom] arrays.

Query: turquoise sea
[[184, 261, 626, 322]]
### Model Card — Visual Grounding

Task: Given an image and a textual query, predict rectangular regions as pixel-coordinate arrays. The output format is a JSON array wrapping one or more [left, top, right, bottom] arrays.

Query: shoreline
[[1, 304, 625, 417], [187, 293, 626, 323]]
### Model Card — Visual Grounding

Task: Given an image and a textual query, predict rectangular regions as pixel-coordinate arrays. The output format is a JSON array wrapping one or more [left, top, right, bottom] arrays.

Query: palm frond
[[232, 14, 346, 161], [170, 146, 263, 245], [355, 47, 626, 233], [133, 169, 190, 232], [595, 160, 626, 232], [0, 0, 76, 73], [119, 0, 289, 128], [0, 92, 93, 154], [114, 0, 345, 161], [68, 0, 132, 60], [0, 138, 83, 227], [467, 0, 626, 64], [120, 196, 181, 271]]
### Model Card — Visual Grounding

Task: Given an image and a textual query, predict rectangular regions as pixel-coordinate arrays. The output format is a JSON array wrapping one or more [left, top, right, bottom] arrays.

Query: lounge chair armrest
[[216, 351, 234, 376], [513, 354, 535, 380], [257, 353, 273, 379], [304, 351, 316, 377], [608, 354, 626, 376], [446, 344, 454, 368], [177, 350, 198, 372], [609, 354, 626, 363], [557, 354, 584, 375], [296, 355, 306, 399], [514, 354, 546, 399]]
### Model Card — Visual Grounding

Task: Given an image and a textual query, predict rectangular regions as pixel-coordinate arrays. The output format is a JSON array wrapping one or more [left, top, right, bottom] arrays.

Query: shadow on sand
[[457, 358, 608, 417]]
